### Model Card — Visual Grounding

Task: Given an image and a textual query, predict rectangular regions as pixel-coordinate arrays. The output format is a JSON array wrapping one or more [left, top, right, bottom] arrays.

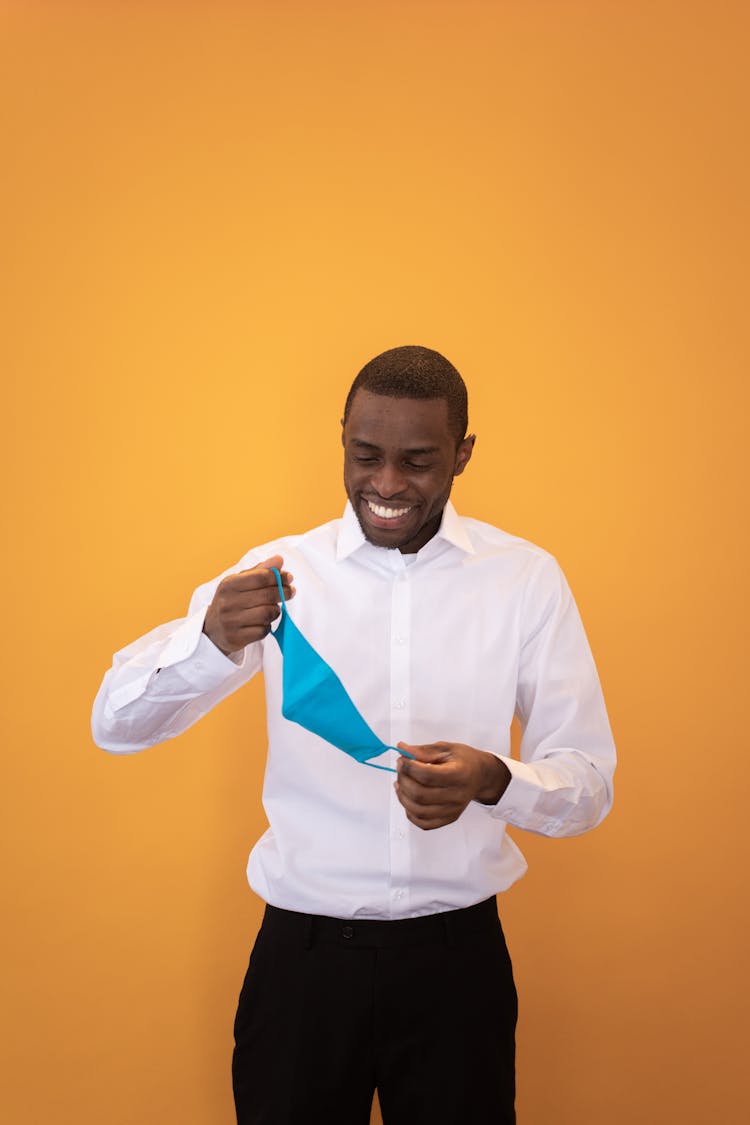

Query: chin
[[363, 523, 425, 553], [365, 530, 404, 550], [354, 513, 405, 550]]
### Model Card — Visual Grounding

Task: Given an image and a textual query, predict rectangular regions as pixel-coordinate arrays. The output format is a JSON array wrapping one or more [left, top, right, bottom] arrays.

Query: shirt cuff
[[162, 627, 248, 685], [488, 756, 564, 835], [108, 611, 246, 713]]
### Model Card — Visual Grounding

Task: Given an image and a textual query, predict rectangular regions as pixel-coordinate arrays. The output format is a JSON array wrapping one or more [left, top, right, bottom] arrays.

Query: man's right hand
[[203, 555, 295, 656]]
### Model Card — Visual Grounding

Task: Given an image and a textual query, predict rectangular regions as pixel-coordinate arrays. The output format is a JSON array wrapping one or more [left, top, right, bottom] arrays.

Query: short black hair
[[343, 345, 468, 444]]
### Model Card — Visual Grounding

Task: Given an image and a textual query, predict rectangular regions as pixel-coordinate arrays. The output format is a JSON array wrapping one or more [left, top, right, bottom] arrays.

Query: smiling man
[[93, 345, 616, 1125], [342, 383, 474, 555]]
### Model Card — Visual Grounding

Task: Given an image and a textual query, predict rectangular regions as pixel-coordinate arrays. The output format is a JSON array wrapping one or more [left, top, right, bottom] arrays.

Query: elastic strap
[[271, 566, 286, 607], [270, 565, 413, 772], [365, 758, 398, 773]]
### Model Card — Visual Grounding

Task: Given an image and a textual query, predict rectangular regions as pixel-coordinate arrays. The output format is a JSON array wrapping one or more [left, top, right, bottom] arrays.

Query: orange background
[[2, 2, 748, 1122]]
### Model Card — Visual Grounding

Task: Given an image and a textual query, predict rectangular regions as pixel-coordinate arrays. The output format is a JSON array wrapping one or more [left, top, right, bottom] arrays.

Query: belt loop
[[303, 914, 315, 950]]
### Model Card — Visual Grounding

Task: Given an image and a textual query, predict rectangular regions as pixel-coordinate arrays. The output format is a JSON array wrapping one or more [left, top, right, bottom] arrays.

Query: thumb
[[255, 554, 285, 572], [397, 741, 452, 764]]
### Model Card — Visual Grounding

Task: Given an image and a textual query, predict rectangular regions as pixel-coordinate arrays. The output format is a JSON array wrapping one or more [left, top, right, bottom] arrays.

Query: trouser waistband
[[260, 896, 500, 950]]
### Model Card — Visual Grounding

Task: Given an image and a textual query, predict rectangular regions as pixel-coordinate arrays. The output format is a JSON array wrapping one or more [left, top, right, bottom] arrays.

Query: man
[[92, 345, 615, 1125]]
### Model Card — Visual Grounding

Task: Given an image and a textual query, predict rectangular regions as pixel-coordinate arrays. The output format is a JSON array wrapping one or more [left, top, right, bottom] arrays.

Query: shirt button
[[394, 889, 404, 899], [394, 635, 406, 646], [393, 699, 406, 710], [342, 924, 354, 939]]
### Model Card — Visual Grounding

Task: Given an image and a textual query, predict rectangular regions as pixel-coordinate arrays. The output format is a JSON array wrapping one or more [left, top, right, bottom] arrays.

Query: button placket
[[389, 574, 411, 734], [388, 572, 411, 913]]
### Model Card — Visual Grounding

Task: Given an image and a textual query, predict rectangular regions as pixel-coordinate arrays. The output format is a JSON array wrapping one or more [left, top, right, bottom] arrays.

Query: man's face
[[342, 390, 474, 554]]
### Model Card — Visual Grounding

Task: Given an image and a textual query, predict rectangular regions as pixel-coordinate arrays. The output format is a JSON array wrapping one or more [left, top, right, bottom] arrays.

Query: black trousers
[[232, 897, 517, 1125]]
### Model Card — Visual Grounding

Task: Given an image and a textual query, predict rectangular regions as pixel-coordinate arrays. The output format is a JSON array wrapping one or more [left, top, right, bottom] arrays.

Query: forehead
[[344, 390, 453, 450]]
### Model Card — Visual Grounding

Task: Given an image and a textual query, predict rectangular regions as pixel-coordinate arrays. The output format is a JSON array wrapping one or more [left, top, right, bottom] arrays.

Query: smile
[[365, 500, 413, 520]]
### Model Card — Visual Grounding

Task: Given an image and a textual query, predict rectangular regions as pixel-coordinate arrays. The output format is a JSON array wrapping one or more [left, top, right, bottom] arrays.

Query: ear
[[453, 433, 475, 477], [340, 418, 346, 446]]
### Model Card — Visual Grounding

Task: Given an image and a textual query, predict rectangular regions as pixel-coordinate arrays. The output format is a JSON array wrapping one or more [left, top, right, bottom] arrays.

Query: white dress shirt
[[92, 502, 615, 920]]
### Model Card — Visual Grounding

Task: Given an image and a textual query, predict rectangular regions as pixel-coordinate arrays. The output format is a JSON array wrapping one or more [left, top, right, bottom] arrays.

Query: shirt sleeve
[[91, 563, 264, 754], [490, 554, 616, 837]]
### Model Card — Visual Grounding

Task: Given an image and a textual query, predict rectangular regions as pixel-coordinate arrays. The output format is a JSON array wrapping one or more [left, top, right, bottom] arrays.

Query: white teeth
[[367, 501, 412, 519]]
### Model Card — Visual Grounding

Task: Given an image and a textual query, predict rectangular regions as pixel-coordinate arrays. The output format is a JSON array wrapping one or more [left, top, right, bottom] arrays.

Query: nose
[[371, 462, 408, 499]]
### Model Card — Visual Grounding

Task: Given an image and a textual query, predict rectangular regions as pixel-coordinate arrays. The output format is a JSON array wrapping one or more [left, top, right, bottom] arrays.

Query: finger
[[234, 582, 295, 606], [255, 556, 295, 593], [397, 741, 452, 764], [398, 801, 458, 837], [395, 793, 462, 830], [214, 588, 288, 623], [246, 602, 282, 624], [223, 569, 295, 599], [257, 554, 284, 569], [397, 757, 456, 789], [246, 555, 288, 580], [225, 603, 283, 632], [223, 608, 283, 647], [255, 558, 296, 598], [229, 568, 292, 591], [231, 623, 277, 644], [227, 555, 287, 587], [404, 814, 458, 832], [397, 781, 464, 814], [406, 812, 458, 831]]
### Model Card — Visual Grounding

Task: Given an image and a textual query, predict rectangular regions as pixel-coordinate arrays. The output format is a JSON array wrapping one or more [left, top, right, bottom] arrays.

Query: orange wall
[[2, 2, 747, 1123]]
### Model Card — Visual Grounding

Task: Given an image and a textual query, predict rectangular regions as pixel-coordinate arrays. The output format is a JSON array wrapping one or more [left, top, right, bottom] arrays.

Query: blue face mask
[[269, 568, 414, 773]]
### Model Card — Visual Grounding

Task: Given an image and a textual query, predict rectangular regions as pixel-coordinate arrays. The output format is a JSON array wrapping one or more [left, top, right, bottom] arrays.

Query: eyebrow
[[350, 439, 440, 456]]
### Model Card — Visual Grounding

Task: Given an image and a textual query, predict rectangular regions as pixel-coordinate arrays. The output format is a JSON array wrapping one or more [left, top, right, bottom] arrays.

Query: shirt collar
[[336, 499, 474, 561]]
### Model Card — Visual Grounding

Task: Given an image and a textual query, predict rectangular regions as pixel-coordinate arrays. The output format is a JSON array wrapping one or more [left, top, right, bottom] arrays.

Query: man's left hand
[[394, 741, 511, 831]]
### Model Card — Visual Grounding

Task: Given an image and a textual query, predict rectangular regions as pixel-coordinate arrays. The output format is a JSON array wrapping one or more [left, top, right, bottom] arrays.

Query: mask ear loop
[[269, 568, 414, 773], [270, 567, 287, 634]]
